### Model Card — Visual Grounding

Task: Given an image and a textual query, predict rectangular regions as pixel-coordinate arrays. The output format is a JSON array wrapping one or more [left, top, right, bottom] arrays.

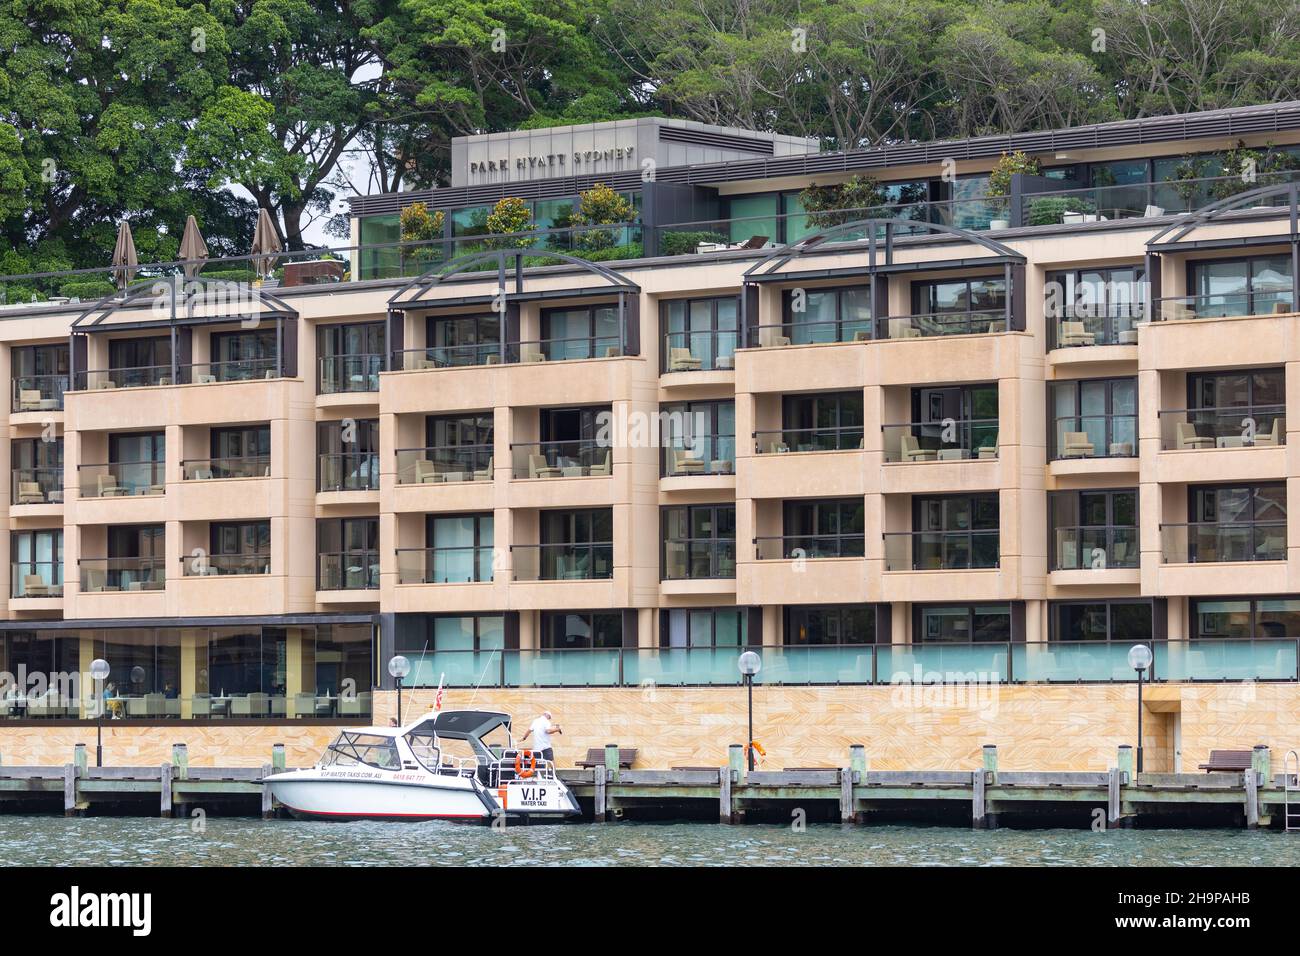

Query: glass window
[[662, 608, 747, 648], [359, 213, 401, 280], [727, 194, 779, 245], [916, 604, 1012, 642], [784, 605, 876, 645], [1051, 601, 1152, 641], [427, 513, 493, 583], [540, 611, 623, 649], [781, 286, 872, 344]]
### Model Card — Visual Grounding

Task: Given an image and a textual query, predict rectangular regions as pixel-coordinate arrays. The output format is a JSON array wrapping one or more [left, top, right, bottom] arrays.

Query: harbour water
[[5, 818, 1300, 866]]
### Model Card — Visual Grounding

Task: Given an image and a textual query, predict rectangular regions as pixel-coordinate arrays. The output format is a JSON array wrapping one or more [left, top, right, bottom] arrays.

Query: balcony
[[1049, 309, 1140, 350], [1159, 405, 1285, 450], [1051, 526, 1139, 571], [1159, 522, 1286, 563], [395, 546, 494, 585], [510, 335, 621, 363], [12, 468, 63, 505], [12, 561, 63, 598], [319, 354, 383, 395], [317, 551, 379, 590], [180, 553, 270, 576], [754, 425, 864, 454], [78, 461, 165, 498], [79, 557, 165, 592], [882, 419, 999, 462], [512, 543, 613, 581], [881, 309, 1006, 340], [510, 440, 611, 479], [182, 455, 271, 480], [883, 530, 1000, 571], [395, 445, 493, 484], [661, 436, 735, 477], [754, 534, 865, 560], [662, 330, 737, 373], [751, 318, 872, 349], [318, 452, 378, 493], [392, 344, 501, 370], [663, 538, 736, 580], [384, 639, 1300, 688], [1050, 414, 1137, 461], [12, 374, 68, 413], [80, 364, 171, 390], [1154, 289, 1295, 323]]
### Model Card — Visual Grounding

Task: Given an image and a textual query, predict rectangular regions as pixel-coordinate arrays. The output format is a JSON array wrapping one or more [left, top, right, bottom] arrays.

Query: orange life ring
[[745, 741, 766, 766], [515, 749, 537, 779]]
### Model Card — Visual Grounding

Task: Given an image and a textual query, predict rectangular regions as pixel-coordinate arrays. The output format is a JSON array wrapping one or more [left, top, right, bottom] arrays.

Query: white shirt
[[529, 717, 554, 750]]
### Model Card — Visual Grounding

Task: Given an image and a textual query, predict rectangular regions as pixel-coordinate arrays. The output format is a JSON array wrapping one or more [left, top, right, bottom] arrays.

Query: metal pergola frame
[[68, 276, 299, 387], [385, 248, 642, 367], [740, 217, 1027, 339]]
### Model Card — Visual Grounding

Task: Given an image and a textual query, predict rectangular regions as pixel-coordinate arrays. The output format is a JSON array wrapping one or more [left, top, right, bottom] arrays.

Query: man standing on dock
[[520, 710, 562, 765]]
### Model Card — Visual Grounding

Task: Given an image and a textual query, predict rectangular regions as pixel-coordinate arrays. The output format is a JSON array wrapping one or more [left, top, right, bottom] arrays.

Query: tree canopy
[[2, 0, 1299, 275]]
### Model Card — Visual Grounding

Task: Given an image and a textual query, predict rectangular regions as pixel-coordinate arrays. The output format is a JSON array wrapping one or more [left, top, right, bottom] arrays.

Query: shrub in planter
[[484, 197, 535, 249], [798, 175, 888, 228], [399, 201, 445, 262], [1026, 196, 1090, 226], [572, 184, 636, 251], [660, 230, 728, 256]]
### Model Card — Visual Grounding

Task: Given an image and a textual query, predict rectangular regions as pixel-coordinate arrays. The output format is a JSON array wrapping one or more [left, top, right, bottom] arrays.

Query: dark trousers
[[539, 747, 554, 763]]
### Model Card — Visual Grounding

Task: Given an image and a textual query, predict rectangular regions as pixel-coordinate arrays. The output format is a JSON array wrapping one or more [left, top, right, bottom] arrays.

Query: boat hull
[[267, 773, 491, 821]]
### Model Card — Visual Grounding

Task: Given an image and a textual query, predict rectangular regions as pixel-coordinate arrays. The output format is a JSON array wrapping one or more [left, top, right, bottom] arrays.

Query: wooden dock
[[0, 741, 1295, 829]]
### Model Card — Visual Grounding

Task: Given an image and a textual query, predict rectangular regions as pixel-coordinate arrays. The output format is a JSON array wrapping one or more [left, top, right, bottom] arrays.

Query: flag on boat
[[435, 674, 445, 711]]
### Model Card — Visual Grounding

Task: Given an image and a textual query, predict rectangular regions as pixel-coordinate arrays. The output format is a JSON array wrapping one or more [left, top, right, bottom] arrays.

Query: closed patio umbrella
[[250, 208, 282, 280], [178, 215, 209, 279], [110, 221, 138, 290]]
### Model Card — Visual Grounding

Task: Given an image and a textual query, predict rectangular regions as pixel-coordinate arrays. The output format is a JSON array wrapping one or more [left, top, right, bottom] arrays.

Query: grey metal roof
[[348, 101, 1300, 216]]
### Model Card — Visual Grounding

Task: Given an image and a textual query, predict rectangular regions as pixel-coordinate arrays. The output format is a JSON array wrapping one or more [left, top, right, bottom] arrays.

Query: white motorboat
[[264, 709, 581, 822]]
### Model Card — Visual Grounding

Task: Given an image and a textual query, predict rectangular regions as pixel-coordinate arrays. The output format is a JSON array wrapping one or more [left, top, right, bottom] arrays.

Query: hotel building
[[2, 105, 1300, 771]]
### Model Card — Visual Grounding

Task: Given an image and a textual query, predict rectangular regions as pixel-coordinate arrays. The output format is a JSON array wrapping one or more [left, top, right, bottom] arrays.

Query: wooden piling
[[839, 766, 855, 824], [63, 764, 77, 817], [972, 767, 986, 829], [260, 763, 274, 819], [272, 743, 286, 774], [160, 763, 173, 818], [172, 744, 189, 780], [593, 767, 607, 823], [604, 743, 620, 783], [719, 763, 732, 825], [1252, 745, 1271, 826], [73, 743, 87, 776], [1107, 766, 1122, 828], [1115, 745, 1135, 827]]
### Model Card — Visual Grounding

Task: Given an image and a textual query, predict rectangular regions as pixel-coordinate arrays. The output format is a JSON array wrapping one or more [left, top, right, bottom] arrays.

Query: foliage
[[1026, 196, 1091, 226], [399, 201, 446, 261], [799, 176, 891, 228], [572, 183, 636, 250], [660, 230, 728, 256], [484, 197, 536, 248], [988, 152, 1042, 198]]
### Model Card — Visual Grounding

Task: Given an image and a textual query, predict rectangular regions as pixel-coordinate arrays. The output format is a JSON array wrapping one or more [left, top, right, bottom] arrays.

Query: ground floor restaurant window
[[785, 605, 876, 644], [914, 604, 1012, 642], [0, 622, 373, 719]]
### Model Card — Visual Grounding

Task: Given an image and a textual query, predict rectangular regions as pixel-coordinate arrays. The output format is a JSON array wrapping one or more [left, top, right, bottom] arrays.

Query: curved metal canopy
[[389, 247, 639, 310], [743, 216, 1025, 282], [72, 274, 297, 331], [1146, 180, 1300, 248]]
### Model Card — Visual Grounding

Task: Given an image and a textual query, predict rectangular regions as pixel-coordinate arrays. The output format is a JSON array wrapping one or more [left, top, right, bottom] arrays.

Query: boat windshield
[[322, 731, 401, 770], [403, 729, 441, 772]]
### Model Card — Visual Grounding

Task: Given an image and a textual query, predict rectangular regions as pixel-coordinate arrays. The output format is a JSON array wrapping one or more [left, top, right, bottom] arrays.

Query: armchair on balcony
[[1061, 432, 1095, 458], [1058, 321, 1096, 347], [900, 434, 938, 462], [472, 456, 494, 481], [22, 575, 52, 597], [668, 348, 702, 372], [16, 481, 46, 504], [527, 454, 561, 479], [588, 451, 612, 477], [977, 441, 1000, 460], [671, 449, 705, 475], [1252, 417, 1284, 447], [97, 474, 127, 497], [17, 389, 57, 412], [413, 458, 441, 483], [1176, 422, 1215, 450], [888, 319, 922, 339]]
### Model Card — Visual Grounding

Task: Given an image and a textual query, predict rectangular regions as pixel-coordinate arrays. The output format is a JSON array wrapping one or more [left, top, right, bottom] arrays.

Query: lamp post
[[89, 658, 110, 768], [388, 655, 411, 727], [1128, 644, 1152, 774], [737, 651, 762, 770]]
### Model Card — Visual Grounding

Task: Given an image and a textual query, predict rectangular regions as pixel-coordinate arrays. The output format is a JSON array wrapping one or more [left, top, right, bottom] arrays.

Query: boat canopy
[[410, 710, 512, 742]]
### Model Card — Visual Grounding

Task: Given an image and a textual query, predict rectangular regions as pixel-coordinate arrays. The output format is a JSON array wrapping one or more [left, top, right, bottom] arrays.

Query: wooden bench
[[575, 748, 637, 769], [1197, 749, 1253, 772]]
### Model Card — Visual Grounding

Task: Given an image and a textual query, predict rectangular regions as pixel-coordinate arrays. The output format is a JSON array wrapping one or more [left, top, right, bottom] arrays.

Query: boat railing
[[488, 748, 559, 786]]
